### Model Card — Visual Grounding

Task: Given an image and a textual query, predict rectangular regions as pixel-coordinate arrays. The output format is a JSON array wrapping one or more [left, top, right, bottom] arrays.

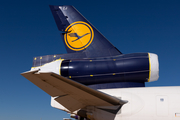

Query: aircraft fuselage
[[93, 87, 180, 120]]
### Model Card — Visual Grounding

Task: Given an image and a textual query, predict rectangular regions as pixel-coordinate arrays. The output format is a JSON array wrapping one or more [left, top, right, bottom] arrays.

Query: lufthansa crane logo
[[64, 21, 94, 51]]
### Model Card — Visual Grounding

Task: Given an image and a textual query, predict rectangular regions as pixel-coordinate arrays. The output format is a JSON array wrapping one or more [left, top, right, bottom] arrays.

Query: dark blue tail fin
[[49, 5, 122, 58]]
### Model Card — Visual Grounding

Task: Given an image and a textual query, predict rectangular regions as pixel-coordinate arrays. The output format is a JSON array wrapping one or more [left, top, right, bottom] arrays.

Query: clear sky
[[0, 0, 180, 120]]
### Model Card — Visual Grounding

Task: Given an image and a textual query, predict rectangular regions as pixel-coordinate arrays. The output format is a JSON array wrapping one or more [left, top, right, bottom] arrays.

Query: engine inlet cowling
[[148, 53, 159, 82]]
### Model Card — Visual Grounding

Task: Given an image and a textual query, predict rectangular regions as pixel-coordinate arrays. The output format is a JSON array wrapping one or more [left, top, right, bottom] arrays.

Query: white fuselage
[[51, 86, 180, 120], [99, 86, 180, 120]]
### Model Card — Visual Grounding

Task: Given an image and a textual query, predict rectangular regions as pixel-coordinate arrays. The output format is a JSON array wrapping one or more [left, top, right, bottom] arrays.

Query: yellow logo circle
[[64, 21, 94, 51]]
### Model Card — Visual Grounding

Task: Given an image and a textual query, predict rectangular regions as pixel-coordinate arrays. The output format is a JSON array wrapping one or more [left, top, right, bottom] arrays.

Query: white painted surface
[[31, 60, 63, 74], [100, 86, 180, 120], [156, 96, 168, 116], [51, 86, 180, 120], [149, 53, 159, 82]]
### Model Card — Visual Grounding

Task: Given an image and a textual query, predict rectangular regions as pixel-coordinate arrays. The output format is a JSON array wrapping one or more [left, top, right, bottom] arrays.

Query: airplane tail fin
[[49, 5, 122, 58]]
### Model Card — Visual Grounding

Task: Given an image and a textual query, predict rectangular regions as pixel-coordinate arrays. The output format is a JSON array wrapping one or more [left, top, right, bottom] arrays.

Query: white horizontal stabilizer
[[21, 70, 127, 112]]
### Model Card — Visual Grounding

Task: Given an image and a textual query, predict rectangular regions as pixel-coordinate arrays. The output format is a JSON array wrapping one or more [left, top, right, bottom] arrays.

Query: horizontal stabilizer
[[21, 70, 127, 112]]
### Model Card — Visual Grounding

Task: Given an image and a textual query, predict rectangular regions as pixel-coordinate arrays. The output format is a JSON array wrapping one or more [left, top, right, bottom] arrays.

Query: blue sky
[[0, 0, 180, 120]]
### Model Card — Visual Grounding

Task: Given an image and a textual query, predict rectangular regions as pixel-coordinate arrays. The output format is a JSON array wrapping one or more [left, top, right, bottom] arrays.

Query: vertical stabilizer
[[49, 5, 122, 58]]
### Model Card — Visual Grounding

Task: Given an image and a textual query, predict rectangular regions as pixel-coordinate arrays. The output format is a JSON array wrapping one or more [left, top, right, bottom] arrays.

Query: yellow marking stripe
[[148, 53, 151, 82], [59, 59, 64, 75]]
